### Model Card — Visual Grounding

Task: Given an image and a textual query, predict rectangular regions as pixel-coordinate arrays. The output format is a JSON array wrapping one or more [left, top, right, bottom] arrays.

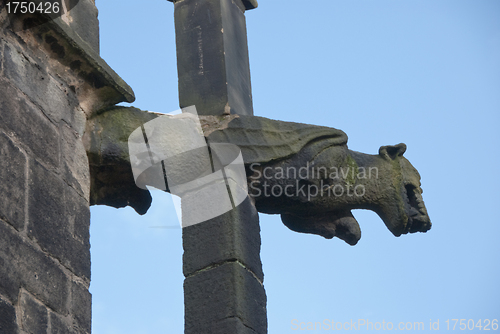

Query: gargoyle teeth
[[413, 190, 428, 215], [405, 184, 424, 214], [403, 184, 431, 233]]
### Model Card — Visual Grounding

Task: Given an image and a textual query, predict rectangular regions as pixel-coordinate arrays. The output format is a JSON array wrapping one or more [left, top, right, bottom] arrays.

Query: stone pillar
[[169, 0, 267, 332], [183, 198, 266, 333], [172, 0, 257, 116], [0, 1, 134, 332]]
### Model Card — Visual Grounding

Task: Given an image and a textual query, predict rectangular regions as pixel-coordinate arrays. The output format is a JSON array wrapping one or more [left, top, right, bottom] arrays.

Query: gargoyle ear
[[379, 143, 407, 160]]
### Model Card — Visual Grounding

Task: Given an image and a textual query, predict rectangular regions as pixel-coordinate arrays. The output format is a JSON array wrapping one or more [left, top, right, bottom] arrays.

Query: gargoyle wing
[[205, 115, 348, 165]]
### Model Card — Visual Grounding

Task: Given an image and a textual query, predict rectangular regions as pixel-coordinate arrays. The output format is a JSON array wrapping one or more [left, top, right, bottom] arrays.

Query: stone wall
[[0, 1, 133, 332]]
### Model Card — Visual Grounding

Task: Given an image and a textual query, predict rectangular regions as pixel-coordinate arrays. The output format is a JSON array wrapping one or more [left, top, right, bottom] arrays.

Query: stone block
[[219, 318, 260, 334], [241, 0, 258, 10], [0, 224, 21, 303], [0, 132, 26, 231], [186, 317, 259, 334], [168, 0, 258, 11], [0, 39, 3, 75], [3, 43, 77, 124], [174, 0, 254, 116], [0, 78, 60, 169], [184, 261, 267, 334], [20, 291, 48, 334], [28, 160, 91, 280], [0, 220, 69, 314], [214, 317, 259, 334], [61, 124, 91, 199], [221, 0, 253, 113], [65, 0, 100, 53], [0, 297, 18, 334], [70, 282, 91, 334], [65, 186, 90, 247], [49, 313, 76, 334], [182, 197, 263, 281]]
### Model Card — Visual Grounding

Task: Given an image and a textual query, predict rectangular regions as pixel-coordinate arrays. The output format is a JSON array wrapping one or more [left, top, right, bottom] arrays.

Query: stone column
[[169, 0, 267, 332], [183, 198, 266, 333], [172, 0, 257, 116]]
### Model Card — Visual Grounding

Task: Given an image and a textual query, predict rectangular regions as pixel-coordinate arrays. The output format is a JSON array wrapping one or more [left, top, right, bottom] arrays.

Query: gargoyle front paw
[[281, 210, 361, 245]]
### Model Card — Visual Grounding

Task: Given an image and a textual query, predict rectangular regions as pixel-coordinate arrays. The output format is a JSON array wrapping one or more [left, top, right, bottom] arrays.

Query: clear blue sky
[[90, 1, 500, 333]]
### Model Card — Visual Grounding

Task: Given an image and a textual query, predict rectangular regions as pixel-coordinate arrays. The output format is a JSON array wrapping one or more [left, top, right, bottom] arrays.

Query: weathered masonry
[[0, 1, 133, 332], [0, 0, 432, 333]]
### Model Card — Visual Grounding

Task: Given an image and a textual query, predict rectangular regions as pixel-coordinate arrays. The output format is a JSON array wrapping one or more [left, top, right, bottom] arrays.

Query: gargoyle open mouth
[[375, 154, 432, 238], [279, 154, 432, 245], [403, 183, 431, 234]]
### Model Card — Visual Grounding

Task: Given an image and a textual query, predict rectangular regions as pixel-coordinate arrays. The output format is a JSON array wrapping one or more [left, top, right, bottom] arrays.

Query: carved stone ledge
[[3, 9, 135, 116]]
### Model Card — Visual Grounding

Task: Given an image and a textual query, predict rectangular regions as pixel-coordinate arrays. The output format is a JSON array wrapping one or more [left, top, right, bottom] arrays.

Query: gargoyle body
[[85, 107, 431, 245]]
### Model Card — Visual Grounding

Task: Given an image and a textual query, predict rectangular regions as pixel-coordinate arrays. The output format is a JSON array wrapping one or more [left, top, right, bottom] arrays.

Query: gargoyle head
[[376, 143, 431, 237]]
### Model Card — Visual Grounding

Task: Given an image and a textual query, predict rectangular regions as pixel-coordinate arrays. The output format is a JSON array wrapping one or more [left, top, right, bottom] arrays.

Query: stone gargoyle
[[84, 107, 431, 245]]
